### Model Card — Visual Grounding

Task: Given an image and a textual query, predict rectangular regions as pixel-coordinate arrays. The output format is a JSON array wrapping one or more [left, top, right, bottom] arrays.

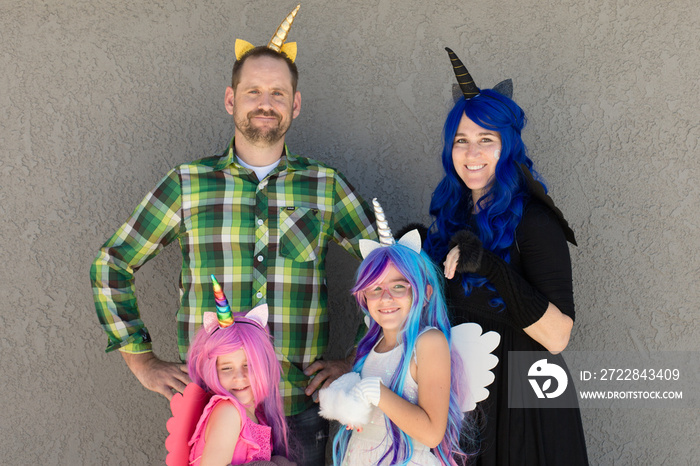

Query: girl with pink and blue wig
[[320, 200, 470, 466]]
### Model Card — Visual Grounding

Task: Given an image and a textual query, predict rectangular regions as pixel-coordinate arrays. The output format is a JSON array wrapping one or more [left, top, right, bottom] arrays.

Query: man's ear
[[292, 91, 301, 119], [224, 86, 235, 115]]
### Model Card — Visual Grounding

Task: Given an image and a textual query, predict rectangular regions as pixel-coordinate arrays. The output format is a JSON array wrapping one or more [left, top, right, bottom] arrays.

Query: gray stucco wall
[[1, 0, 698, 464]]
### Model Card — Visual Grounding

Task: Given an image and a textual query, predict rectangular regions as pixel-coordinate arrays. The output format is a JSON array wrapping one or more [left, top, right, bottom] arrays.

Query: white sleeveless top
[[341, 329, 440, 466]]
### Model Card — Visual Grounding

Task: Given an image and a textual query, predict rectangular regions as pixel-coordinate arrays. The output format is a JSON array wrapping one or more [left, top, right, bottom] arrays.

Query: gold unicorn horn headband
[[235, 5, 301, 62]]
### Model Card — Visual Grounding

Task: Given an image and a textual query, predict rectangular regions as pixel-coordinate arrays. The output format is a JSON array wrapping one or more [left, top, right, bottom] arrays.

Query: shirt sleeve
[[90, 169, 183, 353], [517, 201, 576, 320], [330, 170, 377, 258]]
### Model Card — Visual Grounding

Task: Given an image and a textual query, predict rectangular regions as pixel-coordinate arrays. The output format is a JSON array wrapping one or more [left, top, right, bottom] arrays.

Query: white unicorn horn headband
[[359, 198, 422, 258]]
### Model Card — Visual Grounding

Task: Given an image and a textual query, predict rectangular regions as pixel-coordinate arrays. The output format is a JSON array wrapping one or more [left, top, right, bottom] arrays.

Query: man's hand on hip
[[303, 357, 353, 400], [120, 351, 191, 400]]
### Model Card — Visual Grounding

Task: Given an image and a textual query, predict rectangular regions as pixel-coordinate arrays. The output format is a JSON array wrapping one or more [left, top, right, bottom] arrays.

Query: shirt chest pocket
[[278, 206, 321, 262]]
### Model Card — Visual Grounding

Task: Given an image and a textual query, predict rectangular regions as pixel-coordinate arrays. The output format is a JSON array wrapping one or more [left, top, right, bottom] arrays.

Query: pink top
[[188, 394, 272, 465]]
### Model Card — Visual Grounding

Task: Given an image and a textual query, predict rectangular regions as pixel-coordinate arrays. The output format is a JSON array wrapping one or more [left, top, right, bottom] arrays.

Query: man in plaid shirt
[[90, 45, 376, 464]]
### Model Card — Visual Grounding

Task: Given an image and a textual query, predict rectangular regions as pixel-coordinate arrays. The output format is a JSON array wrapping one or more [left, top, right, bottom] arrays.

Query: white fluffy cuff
[[318, 372, 373, 427]]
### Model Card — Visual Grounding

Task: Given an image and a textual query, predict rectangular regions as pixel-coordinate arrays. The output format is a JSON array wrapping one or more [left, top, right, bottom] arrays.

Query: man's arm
[[91, 169, 187, 396], [329, 171, 378, 257]]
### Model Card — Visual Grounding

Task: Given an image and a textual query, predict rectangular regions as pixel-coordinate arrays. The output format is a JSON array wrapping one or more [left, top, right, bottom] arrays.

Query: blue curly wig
[[425, 89, 546, 304]]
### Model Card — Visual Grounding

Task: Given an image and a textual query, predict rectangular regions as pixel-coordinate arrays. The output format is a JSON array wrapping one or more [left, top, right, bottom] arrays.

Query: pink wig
[[187, 314, 288, 456]]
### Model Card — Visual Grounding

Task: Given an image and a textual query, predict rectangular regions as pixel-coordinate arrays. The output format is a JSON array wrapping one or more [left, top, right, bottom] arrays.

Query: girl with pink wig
[[166, 276, 293, 466]]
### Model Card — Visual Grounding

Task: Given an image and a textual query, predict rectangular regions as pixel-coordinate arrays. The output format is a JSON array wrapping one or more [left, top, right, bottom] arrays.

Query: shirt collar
[[214, 137, 304, 173]]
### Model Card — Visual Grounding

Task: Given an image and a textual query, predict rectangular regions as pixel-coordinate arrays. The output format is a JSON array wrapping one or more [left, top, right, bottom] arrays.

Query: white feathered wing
[[451, 322, 501, 412]]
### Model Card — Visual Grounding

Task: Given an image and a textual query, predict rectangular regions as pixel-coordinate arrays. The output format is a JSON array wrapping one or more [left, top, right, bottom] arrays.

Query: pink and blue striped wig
[[332, 242, 469, 465]]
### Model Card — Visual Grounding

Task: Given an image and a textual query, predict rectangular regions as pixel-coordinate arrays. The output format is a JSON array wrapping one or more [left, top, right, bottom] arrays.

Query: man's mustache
[[248, 109, 281, 120]]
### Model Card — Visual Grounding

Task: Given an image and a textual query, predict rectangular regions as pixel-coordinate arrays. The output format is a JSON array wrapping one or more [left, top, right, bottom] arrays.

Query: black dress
[[447, 200, 589, 466]]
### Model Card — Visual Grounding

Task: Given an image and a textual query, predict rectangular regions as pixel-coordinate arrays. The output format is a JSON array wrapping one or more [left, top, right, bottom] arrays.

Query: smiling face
[[451, 113, 502, 204], [364, 264, 414, 342], [225, 55, 301, 148], [216, 348, 255, 407]]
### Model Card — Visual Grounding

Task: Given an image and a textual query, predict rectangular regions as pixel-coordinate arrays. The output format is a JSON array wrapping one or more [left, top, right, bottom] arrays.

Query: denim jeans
[[286, 404, 329, 466]]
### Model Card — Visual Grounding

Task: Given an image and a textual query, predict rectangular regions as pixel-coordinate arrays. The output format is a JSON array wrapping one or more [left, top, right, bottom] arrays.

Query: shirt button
[[257, 255, 264, 262], [257, 219, 264, 226], [256, 292, 263, 299]]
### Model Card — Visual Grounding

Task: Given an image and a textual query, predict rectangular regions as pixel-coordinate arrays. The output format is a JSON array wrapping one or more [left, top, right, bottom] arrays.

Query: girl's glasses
[[361, 282, 412, 301]]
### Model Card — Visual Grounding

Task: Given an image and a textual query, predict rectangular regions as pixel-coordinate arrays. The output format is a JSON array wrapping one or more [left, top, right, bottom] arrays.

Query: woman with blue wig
[[424, 48, 589, 465]]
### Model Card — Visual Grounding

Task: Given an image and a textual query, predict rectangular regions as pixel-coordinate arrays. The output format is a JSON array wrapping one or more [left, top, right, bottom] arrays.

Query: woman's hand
[[443, 246, 461, 279], [444, 230, 487, 279]]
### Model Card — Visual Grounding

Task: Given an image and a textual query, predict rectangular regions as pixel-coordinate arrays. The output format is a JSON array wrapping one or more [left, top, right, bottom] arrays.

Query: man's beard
[[234, 109, 291, 145]]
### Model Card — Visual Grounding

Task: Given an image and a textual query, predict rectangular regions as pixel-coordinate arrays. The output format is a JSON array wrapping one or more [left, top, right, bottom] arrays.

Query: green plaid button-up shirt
[[90, 139, 376, 415]]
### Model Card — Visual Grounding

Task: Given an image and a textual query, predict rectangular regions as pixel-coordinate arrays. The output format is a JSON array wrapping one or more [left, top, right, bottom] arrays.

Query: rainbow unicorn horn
[[210, 275, 234, 328]]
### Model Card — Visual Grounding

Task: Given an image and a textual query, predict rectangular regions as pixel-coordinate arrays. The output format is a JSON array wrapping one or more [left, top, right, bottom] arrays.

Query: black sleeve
[[517, 202, 575, 319]]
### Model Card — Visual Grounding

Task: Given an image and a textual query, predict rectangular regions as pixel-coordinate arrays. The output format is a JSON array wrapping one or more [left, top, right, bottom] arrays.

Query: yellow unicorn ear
[[280, 42, 297, 62], [235, 39, 255, 60]]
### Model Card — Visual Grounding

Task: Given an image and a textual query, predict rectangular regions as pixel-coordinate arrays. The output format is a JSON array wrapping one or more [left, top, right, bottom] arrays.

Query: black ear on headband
[[493, 79, 513, 99]]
